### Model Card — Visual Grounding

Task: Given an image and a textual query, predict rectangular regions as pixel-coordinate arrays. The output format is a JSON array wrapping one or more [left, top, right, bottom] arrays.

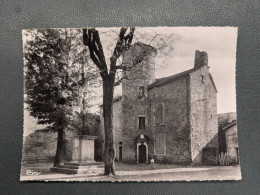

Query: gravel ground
[[20, 162, 241, 181]]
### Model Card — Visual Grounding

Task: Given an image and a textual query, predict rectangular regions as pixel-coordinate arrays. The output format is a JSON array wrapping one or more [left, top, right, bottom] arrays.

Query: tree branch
[[83, 28, 108, 76], [110, 27, 135, 75], [114, 77, 124, 86], [89, 29, 106, 66]]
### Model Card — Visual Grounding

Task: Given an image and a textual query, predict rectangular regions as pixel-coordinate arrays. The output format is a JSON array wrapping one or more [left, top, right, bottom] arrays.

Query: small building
[[223, 122, 239, 165], [99, 42, 219, 165]]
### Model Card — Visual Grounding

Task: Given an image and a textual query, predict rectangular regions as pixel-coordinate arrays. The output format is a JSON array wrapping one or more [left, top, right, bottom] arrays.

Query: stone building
[[100, 43, 218, 165], [217, 112, 237, 153], [221, 122, 239, 165]]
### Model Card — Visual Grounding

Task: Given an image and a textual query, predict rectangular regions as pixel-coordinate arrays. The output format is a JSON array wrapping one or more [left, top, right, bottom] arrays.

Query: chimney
[[194, 50, 208, 69]]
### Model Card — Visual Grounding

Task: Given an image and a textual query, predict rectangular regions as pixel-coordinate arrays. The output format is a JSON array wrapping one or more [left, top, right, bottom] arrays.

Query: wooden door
[[139, 145, 146, 163]]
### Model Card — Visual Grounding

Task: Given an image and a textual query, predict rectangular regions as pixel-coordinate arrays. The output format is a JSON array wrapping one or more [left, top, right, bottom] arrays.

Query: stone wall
[[225, 124, 239, 164], [189, 65, 218, 165], [22, 130, 74, 163], [149, 76, 191, 164], [119, 75, 192, 164], [121, 95, 151, 163]]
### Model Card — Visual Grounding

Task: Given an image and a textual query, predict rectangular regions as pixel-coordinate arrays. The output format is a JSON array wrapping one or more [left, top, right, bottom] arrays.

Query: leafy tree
[[24, 28, 98, 166], [66, 29, 100, 135]]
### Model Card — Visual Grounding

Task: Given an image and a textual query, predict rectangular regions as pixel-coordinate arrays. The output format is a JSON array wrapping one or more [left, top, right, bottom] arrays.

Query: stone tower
[[122, 42, 157, 96], [120, 42, 157, 163]]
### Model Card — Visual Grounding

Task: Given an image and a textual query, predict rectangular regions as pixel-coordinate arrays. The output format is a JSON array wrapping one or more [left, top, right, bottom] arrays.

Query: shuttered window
[[117, 115, 122, 130], [154, 103, 164, 124], [155, 134, 166, 155]]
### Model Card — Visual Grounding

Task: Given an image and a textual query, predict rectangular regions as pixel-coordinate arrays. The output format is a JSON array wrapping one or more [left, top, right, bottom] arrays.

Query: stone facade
[[100, 43, 218, 165], [149, 76, 191, 164], [224, 123, 239, 165], [189, 54, 218, 164]]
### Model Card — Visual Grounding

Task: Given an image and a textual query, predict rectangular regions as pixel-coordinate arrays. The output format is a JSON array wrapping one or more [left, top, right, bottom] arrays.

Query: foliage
[[24, 29, 99, 130], [24, 29, 72, 128]]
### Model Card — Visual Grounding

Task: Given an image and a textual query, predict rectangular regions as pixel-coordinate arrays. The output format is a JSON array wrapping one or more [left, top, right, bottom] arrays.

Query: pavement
[[20, 162, 242, 182]]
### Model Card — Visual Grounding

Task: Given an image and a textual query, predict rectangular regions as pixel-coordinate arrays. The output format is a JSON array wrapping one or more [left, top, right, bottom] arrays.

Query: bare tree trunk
[[82, 28, 135, 175], [103, 76, 116, 175], [54, 126, 65, 166]]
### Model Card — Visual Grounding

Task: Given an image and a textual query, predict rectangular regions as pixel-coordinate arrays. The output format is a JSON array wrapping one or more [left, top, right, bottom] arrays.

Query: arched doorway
[[136, 134, 149, 163], [138, 145, 146, 163]]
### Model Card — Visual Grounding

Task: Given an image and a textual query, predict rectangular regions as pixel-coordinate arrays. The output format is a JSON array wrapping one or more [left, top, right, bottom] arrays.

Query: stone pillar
[[50, 135, 103, 174], [71, 135, 98, 163]]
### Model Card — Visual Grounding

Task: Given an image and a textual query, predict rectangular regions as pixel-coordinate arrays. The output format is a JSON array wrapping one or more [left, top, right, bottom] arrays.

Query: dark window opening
[[139, 116, 146, 129], [119, 146, 122, 161], [201, 75, 205, 83]]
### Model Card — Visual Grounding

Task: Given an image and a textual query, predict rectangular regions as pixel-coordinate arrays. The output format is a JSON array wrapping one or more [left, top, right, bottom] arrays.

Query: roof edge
[[148, 68, 194, 89], [223, 121, 237, 130], [209, 73, 218, 93]]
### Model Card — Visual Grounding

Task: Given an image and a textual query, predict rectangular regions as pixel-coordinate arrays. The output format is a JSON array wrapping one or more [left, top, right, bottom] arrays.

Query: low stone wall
[[22, 131, 74, 164]]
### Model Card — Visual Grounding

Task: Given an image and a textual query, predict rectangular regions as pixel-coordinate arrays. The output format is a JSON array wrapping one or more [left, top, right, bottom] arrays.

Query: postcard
[[21, 27, 241, 181]]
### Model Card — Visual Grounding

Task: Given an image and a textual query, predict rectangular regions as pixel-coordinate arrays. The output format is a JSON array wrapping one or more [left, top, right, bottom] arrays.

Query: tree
[[67, 29, 100, 135], [82, 28, 179, 175], [24, 28, 98, 166], [83, 28, 135, 175]]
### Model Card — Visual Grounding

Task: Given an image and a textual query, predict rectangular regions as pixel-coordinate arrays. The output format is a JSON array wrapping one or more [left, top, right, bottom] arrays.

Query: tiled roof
[[148, 68, 194, 89]]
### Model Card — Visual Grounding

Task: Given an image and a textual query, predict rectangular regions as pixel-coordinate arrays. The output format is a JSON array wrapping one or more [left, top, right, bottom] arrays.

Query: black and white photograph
[[20, 27, 241, 181]]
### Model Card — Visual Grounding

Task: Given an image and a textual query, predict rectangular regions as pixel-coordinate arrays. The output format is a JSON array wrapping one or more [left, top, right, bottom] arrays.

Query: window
[[117, 115, 122, 130], [155, 134, 166, 155], [138, 116, 146, 129], [139, 86, 145, 98], [113, 117, 117, 130], [154, 103, 164, 124], [119, 142, 122, 161], [201, 75, 205, 83]]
